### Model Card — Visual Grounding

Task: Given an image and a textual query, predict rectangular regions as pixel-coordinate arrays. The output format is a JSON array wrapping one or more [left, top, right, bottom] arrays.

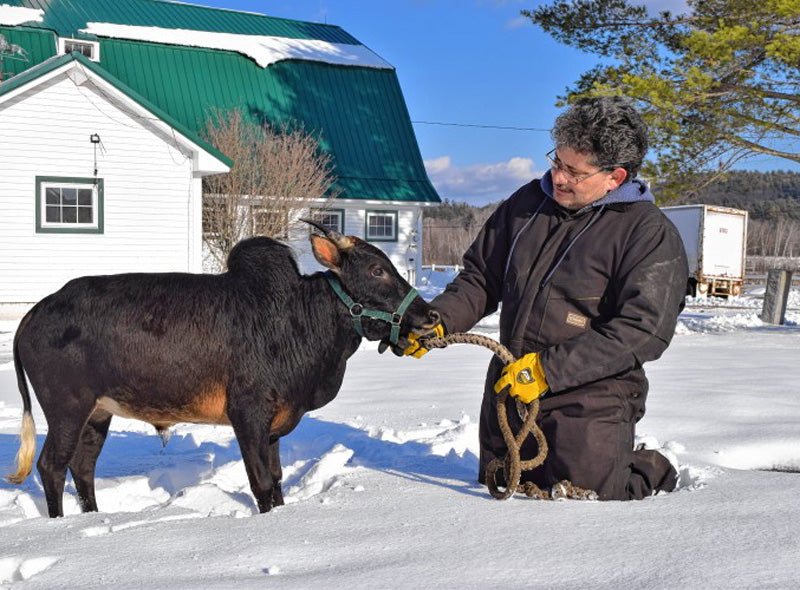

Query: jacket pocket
[[534, 278, 607, 345]]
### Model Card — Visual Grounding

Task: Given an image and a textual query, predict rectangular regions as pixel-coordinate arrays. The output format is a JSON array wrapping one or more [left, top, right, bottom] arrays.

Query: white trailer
[[660, 205, 748, 297]]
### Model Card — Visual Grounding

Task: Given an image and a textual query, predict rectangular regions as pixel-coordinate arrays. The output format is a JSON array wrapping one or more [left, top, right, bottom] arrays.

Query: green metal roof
[[1, 1, 440, 203], [0, 51, 232, 168], [0, 26, 56, 79]]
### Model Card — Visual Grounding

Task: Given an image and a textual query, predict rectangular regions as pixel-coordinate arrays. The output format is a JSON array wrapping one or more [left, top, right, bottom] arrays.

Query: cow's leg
[[69, 410, 113, 513], [37, 401, 96, 518], [226, 392, 276, 513], [269, 439, 284, 507]]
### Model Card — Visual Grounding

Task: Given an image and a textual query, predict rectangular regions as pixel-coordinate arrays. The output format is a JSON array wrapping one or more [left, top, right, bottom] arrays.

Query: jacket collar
[[540, 169, 654, 214]]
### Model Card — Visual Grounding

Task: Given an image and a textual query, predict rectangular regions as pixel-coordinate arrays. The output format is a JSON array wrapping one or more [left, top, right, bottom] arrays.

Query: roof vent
[[58, 38, 100, 62]]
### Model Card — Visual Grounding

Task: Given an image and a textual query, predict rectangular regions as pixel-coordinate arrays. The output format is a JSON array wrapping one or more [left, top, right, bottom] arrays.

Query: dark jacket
[[431, 173, 688, 498]]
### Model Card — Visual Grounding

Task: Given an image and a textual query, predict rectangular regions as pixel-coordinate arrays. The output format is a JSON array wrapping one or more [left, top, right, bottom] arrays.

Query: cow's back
[[19, 237, 301, 382], [17, 238, 303, 424]]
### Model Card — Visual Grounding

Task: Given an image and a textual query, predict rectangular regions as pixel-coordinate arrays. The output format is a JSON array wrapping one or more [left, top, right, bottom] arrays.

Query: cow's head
[[303, 219, 439, 344]]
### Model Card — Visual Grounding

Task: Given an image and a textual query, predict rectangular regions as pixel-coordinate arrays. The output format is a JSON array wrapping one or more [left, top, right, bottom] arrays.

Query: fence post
[[760, 269, 793, 325]]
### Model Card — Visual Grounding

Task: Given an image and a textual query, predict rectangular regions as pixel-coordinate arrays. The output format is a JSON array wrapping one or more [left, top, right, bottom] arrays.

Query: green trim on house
[[0, 51, 69, 97], [364, 210, 399, 243], [35, 176, 105, 234]]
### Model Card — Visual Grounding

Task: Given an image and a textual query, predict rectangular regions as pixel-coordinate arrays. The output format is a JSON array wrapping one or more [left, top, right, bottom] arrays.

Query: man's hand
[[402, 323, 444, 358], [493, 352, 549, 403]]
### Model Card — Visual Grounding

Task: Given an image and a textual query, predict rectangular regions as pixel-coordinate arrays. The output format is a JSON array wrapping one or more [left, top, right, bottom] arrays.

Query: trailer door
[[703, 208, 746, 279]]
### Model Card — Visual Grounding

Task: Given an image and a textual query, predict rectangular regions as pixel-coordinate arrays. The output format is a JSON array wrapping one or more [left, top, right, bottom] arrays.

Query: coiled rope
[[423, 333, 598, 502]]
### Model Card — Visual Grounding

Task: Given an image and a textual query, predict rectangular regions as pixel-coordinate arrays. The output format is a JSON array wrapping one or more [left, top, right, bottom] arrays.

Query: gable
[[0, 52, 231, 174]]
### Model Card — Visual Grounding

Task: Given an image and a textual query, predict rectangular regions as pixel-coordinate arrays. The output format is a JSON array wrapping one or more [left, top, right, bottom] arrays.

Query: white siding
[[0, 72, 199, 303], [290, 201, 423, 284]]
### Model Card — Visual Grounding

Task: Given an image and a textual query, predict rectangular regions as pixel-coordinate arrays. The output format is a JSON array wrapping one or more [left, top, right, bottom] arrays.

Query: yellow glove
[[493, 352, 549, 403], [402, 323, 444, 358]]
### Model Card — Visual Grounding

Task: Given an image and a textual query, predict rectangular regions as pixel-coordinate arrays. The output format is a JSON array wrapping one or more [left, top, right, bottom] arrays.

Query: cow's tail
[[7, 316, 36, 485]]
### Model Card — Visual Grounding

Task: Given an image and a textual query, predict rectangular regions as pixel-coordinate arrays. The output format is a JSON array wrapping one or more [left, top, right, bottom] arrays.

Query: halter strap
[[324, 272, 419, 345]]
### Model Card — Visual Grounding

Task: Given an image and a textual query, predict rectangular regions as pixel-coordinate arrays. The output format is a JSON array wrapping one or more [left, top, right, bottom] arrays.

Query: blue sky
[[188, 0, 796, 204]]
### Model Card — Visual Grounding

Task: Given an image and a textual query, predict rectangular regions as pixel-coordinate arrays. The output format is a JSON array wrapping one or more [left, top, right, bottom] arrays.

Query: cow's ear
[[311, 234, 342, 272]]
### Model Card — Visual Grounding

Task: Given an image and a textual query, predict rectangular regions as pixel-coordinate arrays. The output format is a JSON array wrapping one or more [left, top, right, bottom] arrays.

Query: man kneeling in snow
[[400, 97, 687, 500]]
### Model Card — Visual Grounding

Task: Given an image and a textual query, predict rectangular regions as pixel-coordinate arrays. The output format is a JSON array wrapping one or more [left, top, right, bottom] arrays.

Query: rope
[[423, 333, 598, 502]]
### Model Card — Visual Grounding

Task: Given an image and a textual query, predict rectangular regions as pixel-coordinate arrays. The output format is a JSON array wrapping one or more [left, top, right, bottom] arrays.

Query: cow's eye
[[371, 266, 385, 278]]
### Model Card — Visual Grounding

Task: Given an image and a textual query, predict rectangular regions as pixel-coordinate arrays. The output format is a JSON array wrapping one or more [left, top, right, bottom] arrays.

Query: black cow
[[7, 223, 436, 517]]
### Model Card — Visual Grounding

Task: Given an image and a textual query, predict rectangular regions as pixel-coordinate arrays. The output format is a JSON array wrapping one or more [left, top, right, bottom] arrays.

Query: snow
[[0, 4, 43, 26], [79, 22, 393, 70], [1, 285, 799, 588]]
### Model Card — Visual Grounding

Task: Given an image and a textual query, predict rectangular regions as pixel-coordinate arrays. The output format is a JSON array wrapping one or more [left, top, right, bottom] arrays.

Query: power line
[[411, 120, 550, 132]]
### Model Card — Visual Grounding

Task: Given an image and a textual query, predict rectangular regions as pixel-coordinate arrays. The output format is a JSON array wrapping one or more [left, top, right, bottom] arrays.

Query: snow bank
[[0, 556, 59, 585], [0, 4, 43, 26], [80, 22, 393, 70], [677, 289, 799, 333], [676, 310, 766, 334], [416, 266, 459, 300]]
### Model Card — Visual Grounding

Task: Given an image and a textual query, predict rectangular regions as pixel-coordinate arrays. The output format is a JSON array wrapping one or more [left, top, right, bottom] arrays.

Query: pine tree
[[524, 0, 800, 200]]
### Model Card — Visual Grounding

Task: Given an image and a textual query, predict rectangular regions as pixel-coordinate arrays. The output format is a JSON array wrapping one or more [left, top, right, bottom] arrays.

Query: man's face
[[549, 146, 627, 210]]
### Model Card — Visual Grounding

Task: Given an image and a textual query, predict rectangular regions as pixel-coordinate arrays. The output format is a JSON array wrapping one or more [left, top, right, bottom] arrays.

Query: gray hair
[[551, 97, 648, 179]]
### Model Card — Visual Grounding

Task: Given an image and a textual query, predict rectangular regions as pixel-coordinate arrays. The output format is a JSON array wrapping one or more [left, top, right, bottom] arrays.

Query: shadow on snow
[[0, 415, 484, 508]]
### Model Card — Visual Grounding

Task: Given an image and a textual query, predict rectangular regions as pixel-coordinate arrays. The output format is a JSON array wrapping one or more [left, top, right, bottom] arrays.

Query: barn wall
[[0, 71, 198, 303]]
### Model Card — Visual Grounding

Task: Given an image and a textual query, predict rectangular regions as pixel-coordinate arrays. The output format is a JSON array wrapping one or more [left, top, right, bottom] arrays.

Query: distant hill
[[663, 170, 800, 220]]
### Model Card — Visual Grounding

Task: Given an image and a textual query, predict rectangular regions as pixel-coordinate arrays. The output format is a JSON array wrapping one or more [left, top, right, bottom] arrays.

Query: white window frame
[[36, 177, 104, 234], [365, 210, 398, 242], [58, 38, 100, 61]]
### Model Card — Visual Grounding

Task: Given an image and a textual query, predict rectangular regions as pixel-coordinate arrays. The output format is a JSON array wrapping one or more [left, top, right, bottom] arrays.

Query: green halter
[[324, 272, 419, 346]]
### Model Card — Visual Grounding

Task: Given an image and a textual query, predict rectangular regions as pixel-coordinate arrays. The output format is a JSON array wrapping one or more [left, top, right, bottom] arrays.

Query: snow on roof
[[0, 3, 43, 25], [80, 22, 394, 70]]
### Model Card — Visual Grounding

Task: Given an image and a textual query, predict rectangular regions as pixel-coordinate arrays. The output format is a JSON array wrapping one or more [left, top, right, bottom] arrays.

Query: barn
[[0, 0, 440, 308]]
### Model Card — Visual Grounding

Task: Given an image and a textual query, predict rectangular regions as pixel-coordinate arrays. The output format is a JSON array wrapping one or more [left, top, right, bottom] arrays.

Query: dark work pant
[[477, 375, 677, 500]]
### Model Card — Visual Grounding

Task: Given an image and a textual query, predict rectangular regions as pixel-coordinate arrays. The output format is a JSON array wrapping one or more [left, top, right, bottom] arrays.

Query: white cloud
[[505, 15, 529, 30], [424, 156, 543, 205]]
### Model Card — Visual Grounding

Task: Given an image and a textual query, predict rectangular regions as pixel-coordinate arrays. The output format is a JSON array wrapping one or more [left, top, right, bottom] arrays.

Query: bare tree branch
[[202, 109, 338, 268]]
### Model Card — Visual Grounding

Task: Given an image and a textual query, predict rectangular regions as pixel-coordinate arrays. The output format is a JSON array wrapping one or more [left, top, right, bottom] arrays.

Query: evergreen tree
[[524, 0, 800, 200]]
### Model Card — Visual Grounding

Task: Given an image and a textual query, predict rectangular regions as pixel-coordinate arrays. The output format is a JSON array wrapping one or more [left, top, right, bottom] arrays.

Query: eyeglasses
[[545, 149, 615, 185]]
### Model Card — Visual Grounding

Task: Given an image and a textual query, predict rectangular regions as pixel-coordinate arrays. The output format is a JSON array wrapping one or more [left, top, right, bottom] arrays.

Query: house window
[[365, 210, 398, 242], [58, 38, 100, 61], [36, 177, 104, 234], [310, 208, 344, 234]]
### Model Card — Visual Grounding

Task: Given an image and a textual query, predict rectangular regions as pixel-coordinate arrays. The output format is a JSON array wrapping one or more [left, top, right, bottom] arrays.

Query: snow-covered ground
[[0, 281, 799, 589]]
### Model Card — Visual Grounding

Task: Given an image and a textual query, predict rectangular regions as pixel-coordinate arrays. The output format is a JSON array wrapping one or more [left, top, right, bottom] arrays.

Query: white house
[[0, 52, 230, 305]]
